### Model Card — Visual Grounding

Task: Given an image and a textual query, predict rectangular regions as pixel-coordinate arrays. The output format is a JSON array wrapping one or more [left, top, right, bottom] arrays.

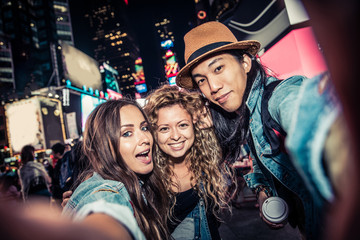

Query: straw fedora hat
[[176, 21, 260, 89]]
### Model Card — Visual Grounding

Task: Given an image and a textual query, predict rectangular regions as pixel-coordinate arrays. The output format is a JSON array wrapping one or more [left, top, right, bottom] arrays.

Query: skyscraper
[[54, 0, 74, 46], [81, 0, 140, 97], [0, 0, 61, 101]]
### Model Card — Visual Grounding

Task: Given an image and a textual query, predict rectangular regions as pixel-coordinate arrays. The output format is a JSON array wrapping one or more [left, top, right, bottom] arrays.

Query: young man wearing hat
[[176, 21, 339, 239]]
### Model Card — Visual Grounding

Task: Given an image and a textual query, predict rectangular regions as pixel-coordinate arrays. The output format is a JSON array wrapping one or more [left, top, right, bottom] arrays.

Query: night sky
[[68, 0, 196, 91]]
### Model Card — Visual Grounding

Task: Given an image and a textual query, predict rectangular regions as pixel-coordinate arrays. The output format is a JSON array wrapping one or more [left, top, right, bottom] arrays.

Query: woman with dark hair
[[176, 21, 341, 239], [18, 144, 51, 202], [62, 99, 170, 240], [144, 85, 234, 239]]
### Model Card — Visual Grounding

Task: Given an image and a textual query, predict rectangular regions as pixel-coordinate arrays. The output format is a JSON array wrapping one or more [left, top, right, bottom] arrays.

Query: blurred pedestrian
[[18, 145, 51, 202], [64, 143, 72, 153], [51, 142, 66, 207], [0, 170, 21, 203], [59, 141, 88, 193]]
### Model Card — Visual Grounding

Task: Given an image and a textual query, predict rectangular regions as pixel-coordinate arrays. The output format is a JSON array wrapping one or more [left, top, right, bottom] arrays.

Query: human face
[[156, 104, 195, 161], [119, 105, 154, 175], [191, 53, 251, 112]]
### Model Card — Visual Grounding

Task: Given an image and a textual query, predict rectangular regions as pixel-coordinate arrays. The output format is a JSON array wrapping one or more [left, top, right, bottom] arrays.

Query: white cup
[[261, 196, 289, 224]]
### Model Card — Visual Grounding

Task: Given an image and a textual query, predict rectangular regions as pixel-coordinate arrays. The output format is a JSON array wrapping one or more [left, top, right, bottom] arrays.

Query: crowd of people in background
[[0, 140, 84, 207], [0, 0, 359, 239]]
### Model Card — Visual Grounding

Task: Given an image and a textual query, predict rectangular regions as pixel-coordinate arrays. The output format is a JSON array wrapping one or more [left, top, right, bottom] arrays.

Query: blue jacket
[[171, 198, 212, 239], [286, 72, 339, 204], [62, 172, 146, 240], [244, 72, 337, 239]]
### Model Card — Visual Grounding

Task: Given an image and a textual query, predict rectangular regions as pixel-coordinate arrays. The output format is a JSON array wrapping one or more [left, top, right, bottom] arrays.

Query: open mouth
[[136, 149, 151, 163]]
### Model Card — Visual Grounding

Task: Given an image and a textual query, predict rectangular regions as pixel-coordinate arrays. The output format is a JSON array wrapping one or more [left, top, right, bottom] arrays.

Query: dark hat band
[[187, 41, 232, 63]]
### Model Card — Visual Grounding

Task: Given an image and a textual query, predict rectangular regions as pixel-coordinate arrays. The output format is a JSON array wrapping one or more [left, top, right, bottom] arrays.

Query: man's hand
[[61, 190, 73, 208], [257, 191, 286, 229]]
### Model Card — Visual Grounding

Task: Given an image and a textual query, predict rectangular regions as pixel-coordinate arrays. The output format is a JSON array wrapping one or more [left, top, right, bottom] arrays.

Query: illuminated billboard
[[160, 39, 179, 85], [107, 89, 123, 100], [161, 39, 174, 49], [5, 97, 65, 153], [100, 62, 121, 93], [164, 50, 179, 85], [135, 83, 147, 93], [61, 42, 102, 91], [81, 94, 106, 131], [132, 57, 145, 84], [132, 57, 148, 94]]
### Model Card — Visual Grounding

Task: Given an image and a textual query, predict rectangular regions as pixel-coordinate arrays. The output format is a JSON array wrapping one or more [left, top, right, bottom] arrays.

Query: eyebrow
[[191, 57, 223, 79], [208, 57, 223, 68], [121, 121, 147, 128], [120, 124, 134, 128], [157, 119, 190, 127]]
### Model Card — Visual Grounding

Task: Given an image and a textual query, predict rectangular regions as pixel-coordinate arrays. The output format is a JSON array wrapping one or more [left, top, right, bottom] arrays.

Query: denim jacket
[[171, 198, 212, 240], [286, 72, 339, 205], [62, 172, 146, 240], [243, 72, 337, 239]]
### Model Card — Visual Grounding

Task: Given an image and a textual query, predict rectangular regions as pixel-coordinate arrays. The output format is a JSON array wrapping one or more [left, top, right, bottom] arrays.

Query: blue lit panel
[[168, 76, 176, 86], [135, 83, 147, 93]]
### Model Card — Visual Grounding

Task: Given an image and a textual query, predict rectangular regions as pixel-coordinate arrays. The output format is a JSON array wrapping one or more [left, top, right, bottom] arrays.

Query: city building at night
[[155, 18, 180, 86], [0, 0, 62, 100], [83, 0, 140, 98], [0, 37, 14, 98], [54, 0, 74, 46]]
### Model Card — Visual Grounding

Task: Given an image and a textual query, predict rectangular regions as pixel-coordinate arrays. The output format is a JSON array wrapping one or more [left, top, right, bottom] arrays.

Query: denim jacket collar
[[245, 71, 263, 113], [245, 71, 278, 114]]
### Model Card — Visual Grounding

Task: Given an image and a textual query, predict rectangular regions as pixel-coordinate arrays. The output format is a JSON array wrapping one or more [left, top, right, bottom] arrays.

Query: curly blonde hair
[[144, 84, 235, 221]]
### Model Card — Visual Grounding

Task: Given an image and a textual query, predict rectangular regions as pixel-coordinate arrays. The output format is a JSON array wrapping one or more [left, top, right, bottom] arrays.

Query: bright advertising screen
[[101, 63, 121, 93], [81, 94, 105, 131], [61, 42, 102, 91], [132, 57, 147, 94], [5, 98, 45, 153], [135, 83, 147, 93], [164, 50, 179, 85], [161, 39, 174, 49]]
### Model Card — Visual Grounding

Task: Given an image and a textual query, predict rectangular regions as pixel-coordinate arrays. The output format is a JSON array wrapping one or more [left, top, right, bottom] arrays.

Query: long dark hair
[[80, 99, 170, 240], [20, 145, 35, 164], [202, 50, 267, 164]]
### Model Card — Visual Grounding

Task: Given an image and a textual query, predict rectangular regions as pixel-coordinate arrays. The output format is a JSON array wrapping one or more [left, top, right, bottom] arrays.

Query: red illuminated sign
[[107, 89, 123, 100], [197, 10, 206, 20]]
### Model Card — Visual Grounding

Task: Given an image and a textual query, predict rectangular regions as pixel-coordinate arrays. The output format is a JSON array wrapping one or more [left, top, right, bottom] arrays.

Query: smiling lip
[[168, 141, 185, 151], [215, 92, 230, 104]]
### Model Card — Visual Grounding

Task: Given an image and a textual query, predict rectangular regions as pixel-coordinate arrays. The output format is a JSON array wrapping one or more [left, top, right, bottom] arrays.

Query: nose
[[138, 131, 151, 146], [208, 77, 222, 95], [170, 128, 180, 141]]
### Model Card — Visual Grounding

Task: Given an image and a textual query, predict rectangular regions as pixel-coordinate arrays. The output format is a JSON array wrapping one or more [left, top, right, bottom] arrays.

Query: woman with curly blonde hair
[[144, 84, 234, 239]]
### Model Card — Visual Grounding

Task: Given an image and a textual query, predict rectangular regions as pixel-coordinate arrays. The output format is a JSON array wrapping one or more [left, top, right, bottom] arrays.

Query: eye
[[179, 123, 189, 128], [214, 65, 223, 73], [141, 125, 149, 131], [158, 126, 169, 132], [197, 78, 205, 86], [122, 131, 132, 137]]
